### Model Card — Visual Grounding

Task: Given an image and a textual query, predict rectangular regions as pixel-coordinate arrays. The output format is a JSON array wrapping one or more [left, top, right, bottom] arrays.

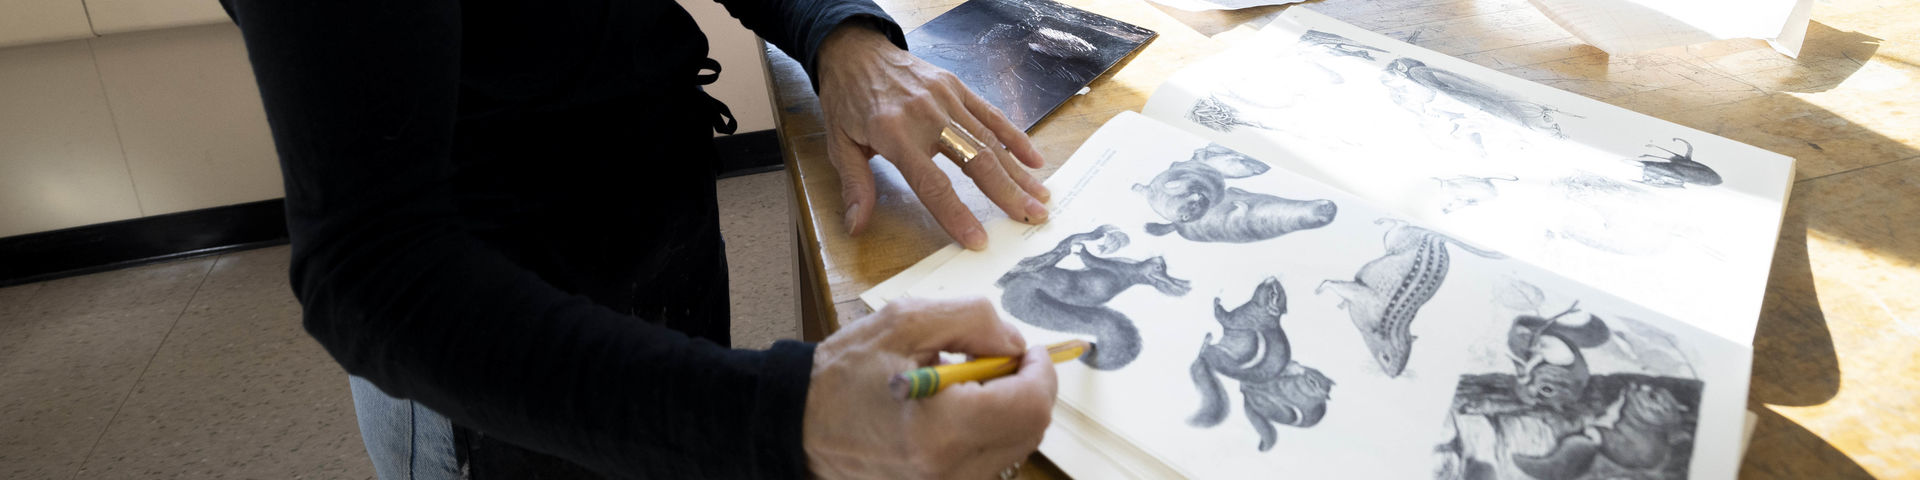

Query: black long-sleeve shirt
[[220, 0, 905, 477]]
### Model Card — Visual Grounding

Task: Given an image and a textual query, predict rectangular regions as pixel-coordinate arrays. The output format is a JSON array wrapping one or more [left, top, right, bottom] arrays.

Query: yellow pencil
[[890, 339, 1091, 400]]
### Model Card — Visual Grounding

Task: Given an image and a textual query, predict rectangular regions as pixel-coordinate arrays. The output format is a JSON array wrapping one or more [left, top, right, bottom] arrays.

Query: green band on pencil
[[909, 368, 940, 399]]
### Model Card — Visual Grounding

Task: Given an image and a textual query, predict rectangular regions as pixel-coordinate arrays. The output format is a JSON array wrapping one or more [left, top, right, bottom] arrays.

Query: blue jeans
[[351, 375, 463, 480]]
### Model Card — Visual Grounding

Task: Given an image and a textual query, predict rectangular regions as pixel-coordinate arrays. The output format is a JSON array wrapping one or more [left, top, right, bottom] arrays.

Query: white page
[[878, 111, 1751, 478], [1527, 0, 1815, 57], [1140, 8, 1795, 347]]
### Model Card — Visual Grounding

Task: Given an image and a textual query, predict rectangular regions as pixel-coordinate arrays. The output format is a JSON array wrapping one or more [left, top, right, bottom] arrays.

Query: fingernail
[[963, 226, 988, 250], [1024, 198, 1049, 223], [1032, 182, 1051, 202], [843, 202, 861, 233]]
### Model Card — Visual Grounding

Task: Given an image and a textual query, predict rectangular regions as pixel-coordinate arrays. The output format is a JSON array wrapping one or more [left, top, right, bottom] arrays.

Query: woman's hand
[[816, 23, 1050, 250], [803, 297, 1057, 479]]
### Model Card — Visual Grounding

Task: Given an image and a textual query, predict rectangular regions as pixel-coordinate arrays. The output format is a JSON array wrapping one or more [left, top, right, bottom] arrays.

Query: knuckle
[[962, 296, 995, 314], [961, 152, 999, 176], [880, 298, 920, 318], [935, 69, 961, 85], [973, 130, 1001, 149], [904, 96, 942, 119], [908, 169, 955, 197], [870, 110, 905, 128]]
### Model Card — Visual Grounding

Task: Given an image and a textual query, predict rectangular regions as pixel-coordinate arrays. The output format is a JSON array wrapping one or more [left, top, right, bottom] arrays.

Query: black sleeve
[[707, 0, 910, 89], [223, 1, 816, 477]]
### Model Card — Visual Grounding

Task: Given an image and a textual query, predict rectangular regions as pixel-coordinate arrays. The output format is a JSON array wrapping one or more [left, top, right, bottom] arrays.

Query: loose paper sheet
[[1527, 0, 1816, 57]]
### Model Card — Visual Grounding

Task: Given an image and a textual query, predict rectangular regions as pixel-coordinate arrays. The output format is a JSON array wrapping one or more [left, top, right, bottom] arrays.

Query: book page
[[874, 111, 1752, 478], [1139, 8, 1795, 346]]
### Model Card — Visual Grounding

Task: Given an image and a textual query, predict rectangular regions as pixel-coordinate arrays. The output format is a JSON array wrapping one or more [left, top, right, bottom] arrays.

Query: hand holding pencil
[[801, 297, 1058, 479], [892, 339, 1090, 400]]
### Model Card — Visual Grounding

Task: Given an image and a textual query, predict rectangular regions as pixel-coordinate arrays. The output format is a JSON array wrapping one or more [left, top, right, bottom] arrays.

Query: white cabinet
[[84, 0, 231, 35], [0, 0, 94, 48], [0, 40, 142, 237]]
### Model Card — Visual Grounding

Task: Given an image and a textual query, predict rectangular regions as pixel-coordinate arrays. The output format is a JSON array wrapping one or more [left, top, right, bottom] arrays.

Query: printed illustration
[[1187, 277, 1335, 452], [1188, 95, 1275, 133], [1433, 175, 1519, 214], [997, 225, 1192, 369], [1133, 144, 1338, 243], [1628, 138, 1722, 189], [1544, 173, 1718, 259], [1297, 30, 1391, 83], [1318, 219, 1504, 377], [1380, 58, 1577, 144], [1508, 302, 1612, 411], [1435, 286, 1702, 480], [1299, 30, 1390, 61], [1189, 142, 1271, 177]]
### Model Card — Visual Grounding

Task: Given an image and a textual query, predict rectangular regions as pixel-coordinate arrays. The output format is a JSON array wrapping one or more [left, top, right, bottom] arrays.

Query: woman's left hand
[[816, 22, 1051, 251]]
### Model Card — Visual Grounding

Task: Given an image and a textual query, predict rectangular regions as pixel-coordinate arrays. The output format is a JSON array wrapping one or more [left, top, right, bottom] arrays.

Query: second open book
[[863, 8, 1792, 479]]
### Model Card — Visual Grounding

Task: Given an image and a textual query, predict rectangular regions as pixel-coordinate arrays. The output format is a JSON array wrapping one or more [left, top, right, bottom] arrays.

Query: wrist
[[820, 16, 902, 68]]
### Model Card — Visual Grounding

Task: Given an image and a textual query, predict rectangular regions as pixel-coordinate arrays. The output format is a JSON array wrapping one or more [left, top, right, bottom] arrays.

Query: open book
[[863, 8, 1792, 479]]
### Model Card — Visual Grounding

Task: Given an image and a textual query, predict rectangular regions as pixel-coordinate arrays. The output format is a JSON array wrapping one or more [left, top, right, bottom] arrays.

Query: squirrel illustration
[[1241, 363, 1333, 451], [1513, 383, 1693, 479], [997, 225, 1191, 370], [1134, 146, 1337, 243], [1187, 277, 1333, 451], [1319, 218, 1503, 377], [1190, 277, 1293, 425], [1507, 302, 1611, 411]]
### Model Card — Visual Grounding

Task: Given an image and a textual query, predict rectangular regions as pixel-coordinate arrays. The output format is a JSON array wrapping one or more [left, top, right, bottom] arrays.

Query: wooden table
[[765, 0, 1920, 477]]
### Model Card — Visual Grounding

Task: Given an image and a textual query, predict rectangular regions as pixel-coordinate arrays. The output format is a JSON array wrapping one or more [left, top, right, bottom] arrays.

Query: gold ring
[[937, 120, 987, 166]]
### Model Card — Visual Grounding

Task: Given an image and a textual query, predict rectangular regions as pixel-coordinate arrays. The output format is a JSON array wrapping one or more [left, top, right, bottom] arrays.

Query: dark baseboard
[[0, 129, 786, 287], [0, 199, 290, 288], [714, 129, 784, 179]]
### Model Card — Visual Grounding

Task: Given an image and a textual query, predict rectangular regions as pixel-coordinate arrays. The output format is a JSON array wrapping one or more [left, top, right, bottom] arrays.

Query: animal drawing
[[1299, 30, 1390, 61], [1241, 363, 1334, 451], [1513, 383, 1694, 479], [1189, 143, 1271, 178], [1546, 173, 1714, 258], [1381, 58, 1576, 139], [1318, 219, 1504, 377], [1433, 175, 1518, 213], [997, 225, 1191, 369], [1133, 146, 1337, 243], [1507, 302, 1613, 411], [1629, 138, 1721, 188], [1297, 30, 1391, 84], [1187, 277, 1335, 451], [1187, 95, 1272, 133]]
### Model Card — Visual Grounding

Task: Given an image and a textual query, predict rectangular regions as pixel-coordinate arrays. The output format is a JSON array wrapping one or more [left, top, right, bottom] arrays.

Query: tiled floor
[[0, 171, 799, 479]]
